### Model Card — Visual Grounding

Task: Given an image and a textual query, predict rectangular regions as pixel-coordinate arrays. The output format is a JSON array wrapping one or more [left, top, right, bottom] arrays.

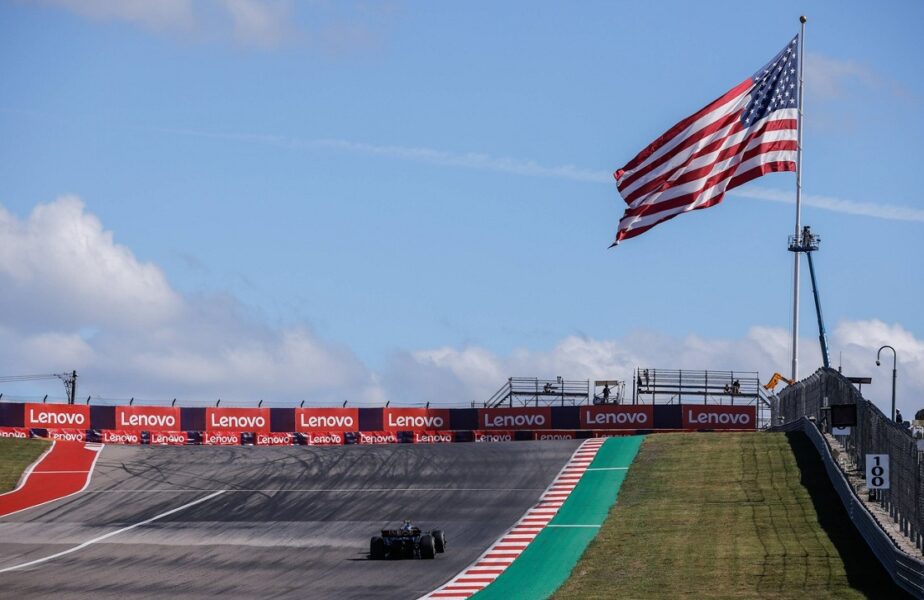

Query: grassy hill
[[0, 437, 49, 492], [553, 432, 908, 599]]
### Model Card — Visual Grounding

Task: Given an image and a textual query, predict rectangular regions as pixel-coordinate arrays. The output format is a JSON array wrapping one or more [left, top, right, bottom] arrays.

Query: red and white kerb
[[419, 438, 606, 600]]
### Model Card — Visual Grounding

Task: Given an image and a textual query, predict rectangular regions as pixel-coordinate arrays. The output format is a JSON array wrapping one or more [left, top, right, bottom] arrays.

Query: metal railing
[[774, 416, 924, 598], [775, 368, 923, 549], [632, 368, 761, 403], [482, 377, 590, 408]]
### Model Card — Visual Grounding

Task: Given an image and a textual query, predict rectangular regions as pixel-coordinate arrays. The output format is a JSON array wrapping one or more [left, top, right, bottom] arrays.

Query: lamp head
[[876, 360, 881, 366]]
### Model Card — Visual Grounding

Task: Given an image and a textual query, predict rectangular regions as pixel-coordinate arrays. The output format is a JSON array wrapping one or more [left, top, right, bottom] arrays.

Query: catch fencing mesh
[[774, 368, 924, 551]]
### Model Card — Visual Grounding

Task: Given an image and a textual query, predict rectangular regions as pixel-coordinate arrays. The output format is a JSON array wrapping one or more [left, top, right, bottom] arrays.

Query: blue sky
[[1, 1, 922, 413]]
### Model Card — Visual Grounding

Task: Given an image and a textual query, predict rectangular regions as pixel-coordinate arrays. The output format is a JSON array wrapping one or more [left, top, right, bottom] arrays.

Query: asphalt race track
[[0, 440, 581, 599]]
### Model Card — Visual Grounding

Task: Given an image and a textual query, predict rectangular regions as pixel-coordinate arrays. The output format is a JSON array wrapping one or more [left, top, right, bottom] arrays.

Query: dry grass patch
[[0, 437, 50, 492]]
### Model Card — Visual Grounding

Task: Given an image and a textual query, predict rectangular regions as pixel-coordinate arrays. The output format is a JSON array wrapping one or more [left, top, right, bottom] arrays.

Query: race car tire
[[419, 534, 436, 559], [370, 536, 386, 559], [432, 529, 446, 553]]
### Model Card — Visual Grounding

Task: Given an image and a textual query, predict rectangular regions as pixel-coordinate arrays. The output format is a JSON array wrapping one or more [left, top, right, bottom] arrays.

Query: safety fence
[[774, 368, 924, 551], [0, 401, 757, 445], [773, 416, 924, 598]]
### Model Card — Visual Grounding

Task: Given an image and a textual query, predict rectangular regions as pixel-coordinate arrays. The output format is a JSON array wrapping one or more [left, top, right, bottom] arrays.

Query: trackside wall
[[0, 402, 756, 445]]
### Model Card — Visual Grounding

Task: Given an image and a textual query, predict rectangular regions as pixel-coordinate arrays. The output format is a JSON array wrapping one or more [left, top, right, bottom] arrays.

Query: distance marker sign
[[866, 454, 890, 490]]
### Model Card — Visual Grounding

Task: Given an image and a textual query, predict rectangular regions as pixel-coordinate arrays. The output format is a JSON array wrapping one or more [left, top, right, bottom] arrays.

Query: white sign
[[866, 454, 890, 490], [832, 426, 851, 436]]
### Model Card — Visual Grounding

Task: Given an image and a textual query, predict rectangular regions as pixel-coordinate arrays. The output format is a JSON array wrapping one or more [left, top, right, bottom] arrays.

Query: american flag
[[612, 35, 800, 246]]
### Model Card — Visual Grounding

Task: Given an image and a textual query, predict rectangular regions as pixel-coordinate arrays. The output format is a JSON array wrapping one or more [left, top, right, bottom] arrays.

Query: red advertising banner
[[295, 408, 359, 432], [205, 408, 270, 432], [579, 405, 654, 429], [202, 431, 242, 445], [302, 431, 344, 446], [256, 432, 294, 446], [413, 430, 454, 444], [592, 430, 635, 438], [383, 408, 452, 431], [24, 404, 90, 429], [101, 430, 141, 444], [115, 406, 181, 431], [682, 404, 757, 430], [150, 431, 189, 445], [44, 428, 86, 442], [0, 427, 30, 439], [478, 407, 551, 430], [533, 430, 577, 441], [358, 431, 397, 445], [474, 430, 515, 442]]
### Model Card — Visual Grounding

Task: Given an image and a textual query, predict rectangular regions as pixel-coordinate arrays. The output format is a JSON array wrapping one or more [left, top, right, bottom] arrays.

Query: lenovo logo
[[475, 432, 512, 442], [204, 432, 241, 445], [151, 432, 187, 445], [300, 414, 354, 429], [414, 432, 453, 443], [387, 414, 445, 429], [47, 430, 85, 442], [103, 431, 140, 444], [256, 433, 292, 445], [686, 410, 752, 426], [306, 432, 343, 445], [359, 432, 397, 444], [0, 429, 28, 439], [209, 414, 266, 430], [482, 413, 545, 428], [582, 410, 648, 426], [118, 413, 177, 429], [28, 409, 86, 426]]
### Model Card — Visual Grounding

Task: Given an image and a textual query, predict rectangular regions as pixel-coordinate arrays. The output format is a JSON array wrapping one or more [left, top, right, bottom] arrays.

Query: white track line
[[0, 489, 226, 573], [0, 444, 105, 520], [418, 438, 606, 600]]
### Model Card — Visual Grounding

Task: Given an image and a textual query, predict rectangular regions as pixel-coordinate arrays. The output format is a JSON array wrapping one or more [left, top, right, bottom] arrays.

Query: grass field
[[552, 432, 908, 599], [0, 437, 50, 493]]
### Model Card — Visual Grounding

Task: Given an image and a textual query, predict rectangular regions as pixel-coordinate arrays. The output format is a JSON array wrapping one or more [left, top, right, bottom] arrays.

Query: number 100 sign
[[866, 454, 890, 490]]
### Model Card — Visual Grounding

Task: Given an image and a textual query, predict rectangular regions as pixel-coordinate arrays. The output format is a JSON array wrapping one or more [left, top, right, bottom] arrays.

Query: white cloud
[[30, 0, 196, 32], [804, 52, 881, 99], [728, 186, 924, 223], [1, 197, 920, 415], [220, 0, 291, 47], [388, 323, 924, 417], [0, 197, 182, 331], [0, 197, 375, 404], [26, 0, 379, 51]]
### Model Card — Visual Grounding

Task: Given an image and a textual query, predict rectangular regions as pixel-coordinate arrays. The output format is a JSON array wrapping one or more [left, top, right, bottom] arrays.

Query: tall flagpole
[[791, 15, 807, 382]]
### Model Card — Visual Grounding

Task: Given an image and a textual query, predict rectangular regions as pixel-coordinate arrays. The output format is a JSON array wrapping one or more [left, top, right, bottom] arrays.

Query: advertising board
[[383, 408, 452, 431], [205, 408, 270, 432], [477, 407, 551, 430], [682, 405, 756, 430], [295, 408, 359, 433], [24, 404, 89, 429], [115, 406, 181, 431], [579, 405, 653, 429]]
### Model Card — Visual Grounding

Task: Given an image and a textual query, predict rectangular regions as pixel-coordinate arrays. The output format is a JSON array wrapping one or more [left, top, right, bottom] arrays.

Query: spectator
[[603, 384, 611, 403], [732, 380, 741, 395], [896, 409, 903, 424]]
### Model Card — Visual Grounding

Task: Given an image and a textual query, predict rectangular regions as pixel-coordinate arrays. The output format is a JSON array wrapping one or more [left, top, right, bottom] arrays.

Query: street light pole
[[876, 345, 897, 421]]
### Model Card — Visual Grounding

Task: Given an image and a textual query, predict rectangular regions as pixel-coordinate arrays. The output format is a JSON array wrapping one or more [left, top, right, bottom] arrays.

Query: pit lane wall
[[0, 402, 755, 444]]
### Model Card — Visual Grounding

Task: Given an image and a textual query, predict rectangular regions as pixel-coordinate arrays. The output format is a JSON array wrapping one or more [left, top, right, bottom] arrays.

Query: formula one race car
[[370, 520, 447, 559]]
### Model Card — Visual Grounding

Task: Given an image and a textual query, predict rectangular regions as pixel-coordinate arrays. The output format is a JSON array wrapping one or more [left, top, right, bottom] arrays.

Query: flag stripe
[[618, 79, 752, 174], [612, 35, 800, 245], [621, 113, 796, 207]]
